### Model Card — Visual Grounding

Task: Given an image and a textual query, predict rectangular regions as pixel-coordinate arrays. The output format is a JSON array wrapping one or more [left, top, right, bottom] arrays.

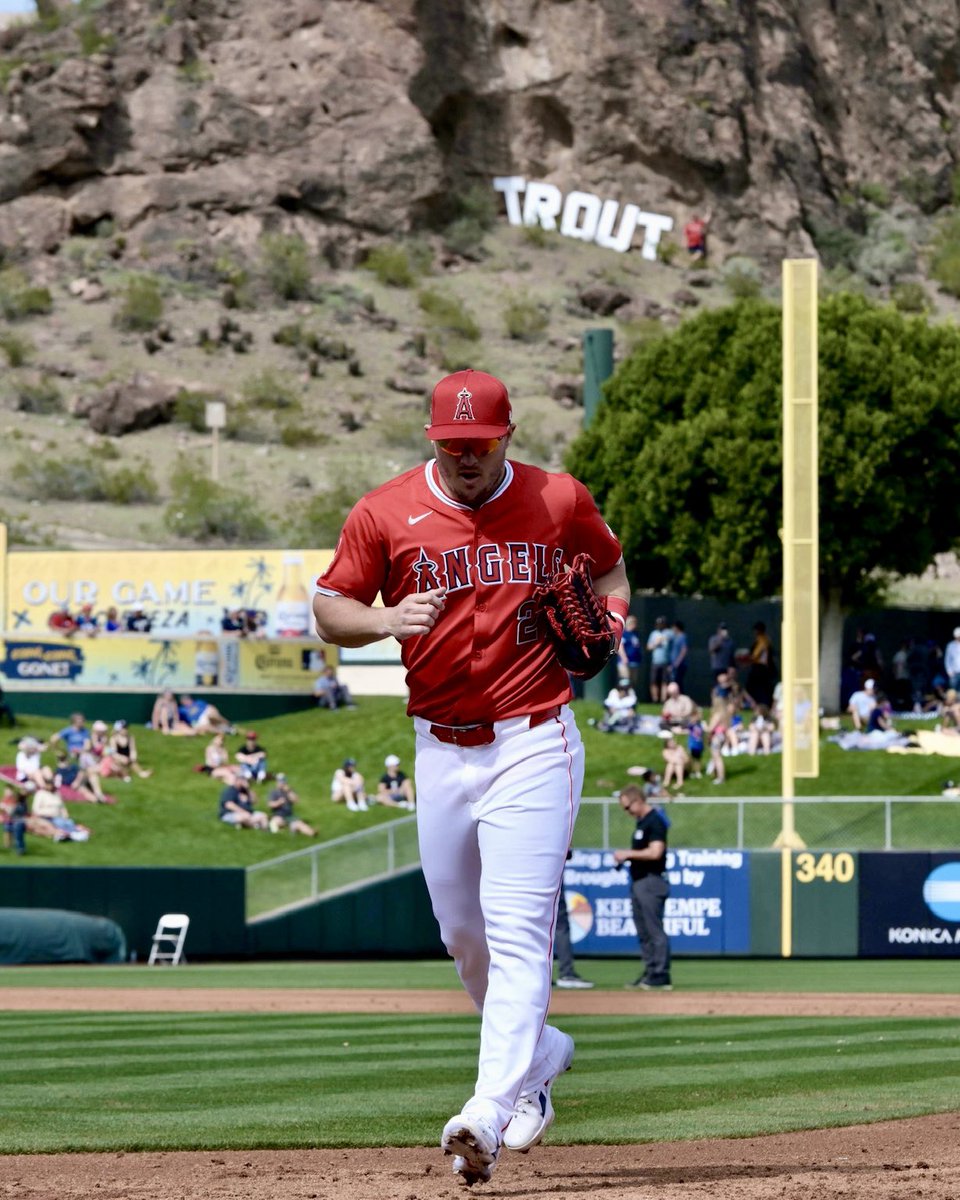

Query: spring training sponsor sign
[[562, 847, 750, 954], [493, 177, 674, 258]]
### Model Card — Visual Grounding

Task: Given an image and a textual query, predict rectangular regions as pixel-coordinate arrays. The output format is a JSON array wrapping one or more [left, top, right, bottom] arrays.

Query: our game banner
[[563, 846, 751, 955], [5, 547, 334, 639]]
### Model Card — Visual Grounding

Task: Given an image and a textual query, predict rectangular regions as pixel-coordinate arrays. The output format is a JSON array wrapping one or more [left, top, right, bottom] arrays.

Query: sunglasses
[[436, 435, 506, 458]]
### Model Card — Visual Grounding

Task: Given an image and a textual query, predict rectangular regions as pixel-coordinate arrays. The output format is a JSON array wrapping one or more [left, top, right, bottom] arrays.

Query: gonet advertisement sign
[[0, 635, 326, 692]]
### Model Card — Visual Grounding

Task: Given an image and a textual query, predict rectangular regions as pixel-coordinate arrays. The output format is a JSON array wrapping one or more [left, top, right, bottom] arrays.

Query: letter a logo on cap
[[453, 388, 474, 421]]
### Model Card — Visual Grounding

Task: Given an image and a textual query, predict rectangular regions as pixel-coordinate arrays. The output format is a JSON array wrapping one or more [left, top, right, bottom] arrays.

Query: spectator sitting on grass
[[598, 680, 637, 733], [107, 720, 153, 780], [32, 767, 91, 841], [235, 730, 269, 783], [15, 736, 48, 790], [267, 774, 316, 836], [331, 758, 367, 812], [49, 711, 91, 758], [200, 732, 234, 781], [377, 754, 416, 809], [178, 694, 235, 736], [313, 665, 356, 710], [53, 750, 105, 805], [218, 776, 267, 829], [660, 681, 696, 731]]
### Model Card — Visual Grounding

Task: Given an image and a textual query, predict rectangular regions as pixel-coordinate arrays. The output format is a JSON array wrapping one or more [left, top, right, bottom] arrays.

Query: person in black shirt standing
[[614, 783, 672, 990]]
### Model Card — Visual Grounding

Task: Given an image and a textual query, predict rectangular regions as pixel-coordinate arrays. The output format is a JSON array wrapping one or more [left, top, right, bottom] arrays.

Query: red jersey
[[316, 459, 623, 724]]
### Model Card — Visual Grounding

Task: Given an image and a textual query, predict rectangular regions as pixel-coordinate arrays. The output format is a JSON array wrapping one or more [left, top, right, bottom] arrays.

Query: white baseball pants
[[413, 704, 584, 1132]]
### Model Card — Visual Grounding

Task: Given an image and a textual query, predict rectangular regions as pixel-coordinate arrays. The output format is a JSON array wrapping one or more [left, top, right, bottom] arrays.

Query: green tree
[[566, 294, 960, 711]]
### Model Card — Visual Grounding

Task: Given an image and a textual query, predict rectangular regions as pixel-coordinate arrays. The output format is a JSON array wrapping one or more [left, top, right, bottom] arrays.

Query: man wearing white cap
[[847, 677, 877, 731], [377, 754, 415, 809], [945, 628, 960, 693]]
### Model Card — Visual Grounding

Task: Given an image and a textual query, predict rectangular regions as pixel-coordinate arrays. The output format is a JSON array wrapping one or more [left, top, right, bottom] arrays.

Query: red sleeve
[[568, 477, 623, 576], [315, 499, 388, 607]]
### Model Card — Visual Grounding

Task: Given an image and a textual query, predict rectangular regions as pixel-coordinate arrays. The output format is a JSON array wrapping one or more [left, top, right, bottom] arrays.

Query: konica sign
[[859, 853, 960, 956], [563, 847, 750, 955]]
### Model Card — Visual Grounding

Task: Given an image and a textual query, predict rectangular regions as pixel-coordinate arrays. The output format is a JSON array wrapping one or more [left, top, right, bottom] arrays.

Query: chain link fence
[[246, 796, 959, 919], [574, 795, 960, 852]]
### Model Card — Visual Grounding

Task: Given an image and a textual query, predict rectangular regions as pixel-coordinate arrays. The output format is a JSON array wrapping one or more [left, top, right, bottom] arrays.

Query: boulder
[[78, 373, 179, 435]]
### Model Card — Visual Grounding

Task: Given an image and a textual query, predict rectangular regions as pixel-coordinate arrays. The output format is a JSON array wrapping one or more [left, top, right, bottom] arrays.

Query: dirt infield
[[4, 987, 959, 1200]]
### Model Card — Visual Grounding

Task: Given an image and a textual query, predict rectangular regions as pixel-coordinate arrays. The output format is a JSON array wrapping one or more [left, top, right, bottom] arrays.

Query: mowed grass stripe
[[2, 1014, 959, 1153]]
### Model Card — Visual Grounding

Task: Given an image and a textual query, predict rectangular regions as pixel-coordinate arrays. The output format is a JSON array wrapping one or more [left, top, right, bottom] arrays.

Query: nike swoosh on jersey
[[407, 512, 432, 525]]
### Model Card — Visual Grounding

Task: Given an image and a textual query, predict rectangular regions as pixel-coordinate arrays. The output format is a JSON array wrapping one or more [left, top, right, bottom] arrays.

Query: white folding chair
[[147, 913, 190, 965]]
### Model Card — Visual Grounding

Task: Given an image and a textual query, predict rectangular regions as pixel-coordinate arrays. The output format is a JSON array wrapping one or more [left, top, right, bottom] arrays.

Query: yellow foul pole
[[777, 261, 819, 922]]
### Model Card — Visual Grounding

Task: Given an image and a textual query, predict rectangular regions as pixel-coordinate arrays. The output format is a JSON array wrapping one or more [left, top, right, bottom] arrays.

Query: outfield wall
[[2, 851, 958, 961]]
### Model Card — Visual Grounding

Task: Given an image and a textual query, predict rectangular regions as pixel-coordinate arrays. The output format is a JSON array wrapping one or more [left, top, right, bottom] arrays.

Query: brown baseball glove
[[534, 552, 618, 679]]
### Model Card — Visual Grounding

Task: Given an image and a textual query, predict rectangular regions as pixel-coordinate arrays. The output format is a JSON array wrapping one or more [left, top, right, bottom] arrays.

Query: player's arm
[[313, 589, 447, 647], [594, 559, 631, 642], [614, 839, 666, 864]]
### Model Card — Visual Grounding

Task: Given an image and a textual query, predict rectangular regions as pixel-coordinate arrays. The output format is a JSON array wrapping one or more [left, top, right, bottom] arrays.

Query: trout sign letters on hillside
[[493, 176, 674, 258]]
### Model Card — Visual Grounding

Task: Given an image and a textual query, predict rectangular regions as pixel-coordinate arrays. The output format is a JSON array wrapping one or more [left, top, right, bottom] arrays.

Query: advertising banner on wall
[[5, 547, 334, 639], [563, 847, 751, 956], [0, 635, 325, 693], [859, 852, 960, 956]]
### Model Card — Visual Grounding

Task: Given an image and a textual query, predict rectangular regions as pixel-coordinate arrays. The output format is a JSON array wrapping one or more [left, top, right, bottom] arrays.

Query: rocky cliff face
[[0, 0, 957, 267]]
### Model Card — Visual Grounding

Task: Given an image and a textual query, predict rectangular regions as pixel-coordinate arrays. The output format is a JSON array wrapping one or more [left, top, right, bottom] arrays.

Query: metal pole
[[582, 328, 619, 704]]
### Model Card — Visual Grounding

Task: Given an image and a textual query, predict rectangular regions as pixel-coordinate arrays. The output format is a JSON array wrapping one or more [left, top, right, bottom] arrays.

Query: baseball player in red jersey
[[313, 369, 630, 1186]]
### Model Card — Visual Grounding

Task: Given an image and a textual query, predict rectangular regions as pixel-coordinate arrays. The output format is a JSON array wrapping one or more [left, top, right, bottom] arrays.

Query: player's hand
[[385, 588, 447, 640], [613, 850, 629, 864]]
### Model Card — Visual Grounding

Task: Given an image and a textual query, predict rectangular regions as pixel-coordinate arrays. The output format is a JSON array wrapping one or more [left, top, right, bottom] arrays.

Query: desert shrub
[[721, 255, 764, 300], [14, 374, 62, 414], [240, 368, 302, 411], [436, 335, 486, 373], [278, 422, 330, 448], [899, 170, 939, 212], [10, 453, 158, 503], [503, 290, 549, 340], [455, 185, 499, 230], [520, 222, 562, 250], [890, 281, 931, 313], [377, 410, 431, 452], [417, 288, 481, 340], [164, 460, 273, 543], [442, 217, 488, 260], [809, 221, 863, 271], [0, 330, 32, 367], [657, 237, 680, 265], [928, 214, 960, 297], [214, 252, 254, 308], [286, 481, 370, 547], [858, 181, 891, 209], [87, 438, 120, 461], [260, 232, 313, 301], [0, 269, 53, 320], [77, 16, 116, 55], [364, 244, 418, 288], [100, 465, 160, 504], [113, 275, 164, 331]]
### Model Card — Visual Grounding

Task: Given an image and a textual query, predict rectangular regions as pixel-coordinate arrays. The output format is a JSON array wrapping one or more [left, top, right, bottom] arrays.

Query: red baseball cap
[[425, 369, 512, 439]]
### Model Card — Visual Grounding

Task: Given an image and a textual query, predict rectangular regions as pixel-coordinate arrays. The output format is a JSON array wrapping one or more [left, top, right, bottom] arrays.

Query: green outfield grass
[[1, 957, 958, 991], [0, 1009, 957, 1152], [2, 961, 957, 1153], [1, 698, 956, 866]]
